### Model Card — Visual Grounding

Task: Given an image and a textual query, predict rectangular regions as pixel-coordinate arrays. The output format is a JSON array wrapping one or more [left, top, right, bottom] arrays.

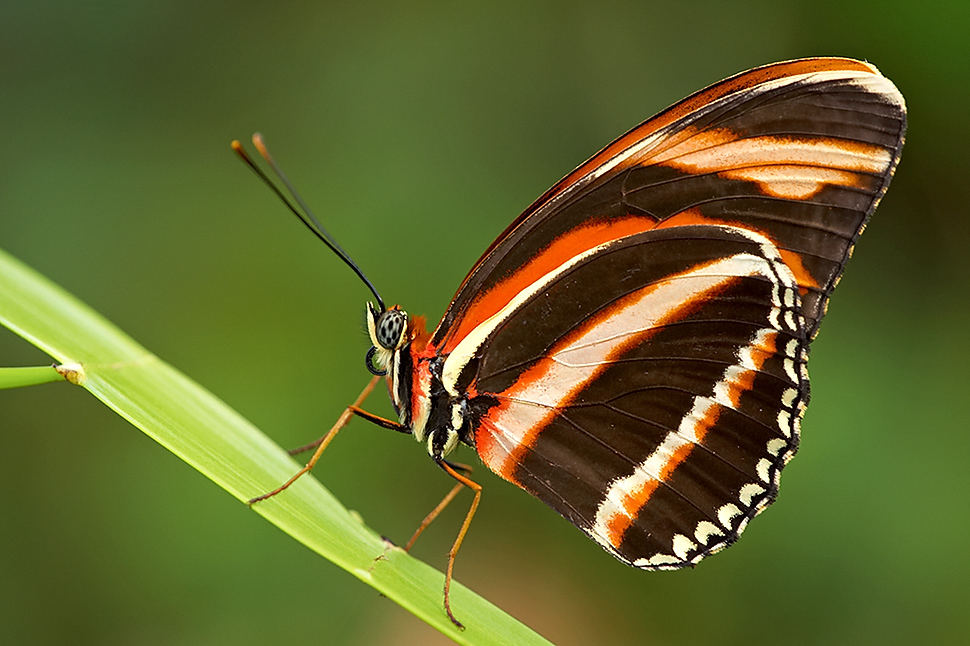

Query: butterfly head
[[365, 302, 409, 376]]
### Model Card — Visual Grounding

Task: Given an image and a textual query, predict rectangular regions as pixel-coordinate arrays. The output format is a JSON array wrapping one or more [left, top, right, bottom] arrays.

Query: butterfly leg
[[248, 375, 406, 505], [287, 406, 406, 455], [437, 459, 482, 630], [403, 461, 474, 551]]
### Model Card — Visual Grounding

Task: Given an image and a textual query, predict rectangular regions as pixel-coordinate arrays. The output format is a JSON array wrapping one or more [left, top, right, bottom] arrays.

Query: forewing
[[431, 57, 905, 357]]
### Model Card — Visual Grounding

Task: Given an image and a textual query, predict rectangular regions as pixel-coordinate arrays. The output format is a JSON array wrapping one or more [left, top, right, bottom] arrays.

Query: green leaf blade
[[0, 248, 551, 646]]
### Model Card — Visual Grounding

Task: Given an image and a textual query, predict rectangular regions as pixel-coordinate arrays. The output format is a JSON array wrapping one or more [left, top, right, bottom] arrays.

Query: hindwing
[[464, 224, 809, 567]]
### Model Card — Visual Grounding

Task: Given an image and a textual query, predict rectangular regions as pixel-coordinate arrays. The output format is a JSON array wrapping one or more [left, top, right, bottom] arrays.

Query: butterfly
[[236, 56, 906, 628]]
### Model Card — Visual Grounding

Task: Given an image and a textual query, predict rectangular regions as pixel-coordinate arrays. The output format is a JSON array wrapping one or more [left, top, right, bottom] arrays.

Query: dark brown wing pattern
[[431, 58, 905, 568], [432, 58, 905, 355]]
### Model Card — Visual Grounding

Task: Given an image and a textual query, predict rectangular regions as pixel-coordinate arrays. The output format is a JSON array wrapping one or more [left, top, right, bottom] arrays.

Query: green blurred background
[[2, 1, 967, 644]]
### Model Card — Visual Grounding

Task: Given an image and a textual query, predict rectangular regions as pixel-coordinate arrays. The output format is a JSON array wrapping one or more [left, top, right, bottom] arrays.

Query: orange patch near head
[[408, 314, 430, 348]]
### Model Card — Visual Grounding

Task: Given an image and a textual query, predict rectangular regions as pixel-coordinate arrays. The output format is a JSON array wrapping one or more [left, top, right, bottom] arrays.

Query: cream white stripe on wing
[[731, 68, 903, 110], [654, 136, 893, 175], [442, 192, 798, 401], [646, 70, 900, 201], [584, 71, 892, 184], [588, 327, 779, 562], [583, 237, 803, 568], [441, 237, 633, 396], [535, 67, 902, 221], [623, 68, 902, 177], [482, 244, 795, 478]]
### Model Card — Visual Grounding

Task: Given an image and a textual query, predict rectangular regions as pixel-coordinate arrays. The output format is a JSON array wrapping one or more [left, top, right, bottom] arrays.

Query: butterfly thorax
[[365, 303, 468, 460]]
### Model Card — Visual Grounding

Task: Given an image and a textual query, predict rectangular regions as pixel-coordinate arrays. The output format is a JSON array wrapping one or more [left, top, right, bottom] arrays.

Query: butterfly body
[[364, 57, 905, 571]]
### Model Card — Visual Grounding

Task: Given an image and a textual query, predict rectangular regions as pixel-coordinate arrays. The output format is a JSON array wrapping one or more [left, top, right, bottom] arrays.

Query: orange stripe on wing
[[535, 59, 880, 208], [444, 59, 880, 315], [651, 127, 892, 202], [651, 130, 892, 174], [440, 215, 657, 354], [605, 431, 707, 548], [597, 329, 779, 550], [723, 331, 777, 407], [474, 258, 746, 480], [655, 208, 820, 292]]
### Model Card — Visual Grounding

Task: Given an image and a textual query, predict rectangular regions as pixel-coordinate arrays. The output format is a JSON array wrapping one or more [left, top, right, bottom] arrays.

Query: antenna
[[231, 134, 386, 312]]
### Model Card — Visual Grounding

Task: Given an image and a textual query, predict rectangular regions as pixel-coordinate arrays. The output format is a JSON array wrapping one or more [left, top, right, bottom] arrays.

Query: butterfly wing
[[434, 58, 905, 568], [469, 223, 810, 567], [432, 58, 905, 353]]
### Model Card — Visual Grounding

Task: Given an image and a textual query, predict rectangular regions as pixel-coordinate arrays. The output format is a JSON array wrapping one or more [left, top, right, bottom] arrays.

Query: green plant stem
[[0, 247, 551, 646], [0, 365, 61, 389]]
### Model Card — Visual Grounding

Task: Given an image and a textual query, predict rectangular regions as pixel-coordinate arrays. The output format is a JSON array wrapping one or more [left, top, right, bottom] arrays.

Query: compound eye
[[376, 310, 406, 349]]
